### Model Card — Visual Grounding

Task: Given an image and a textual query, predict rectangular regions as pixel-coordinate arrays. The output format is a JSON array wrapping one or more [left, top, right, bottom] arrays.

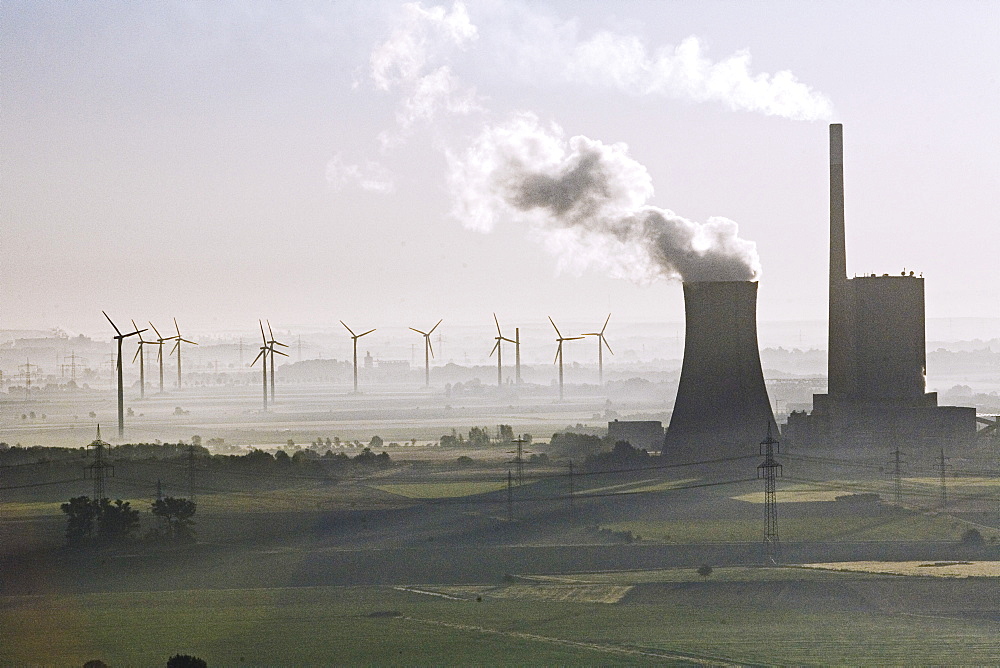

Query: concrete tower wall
[[848, 275, 926, 400], [665, 281, 778, 460]]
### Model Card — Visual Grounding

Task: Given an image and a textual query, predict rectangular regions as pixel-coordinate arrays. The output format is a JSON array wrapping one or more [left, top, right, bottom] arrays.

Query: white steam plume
[[448, 113, 760, 283], [370, 1, 481, 144], [564, 33, 832, 121], [498, 7, 832, 121], [326, 154, 395, 194]]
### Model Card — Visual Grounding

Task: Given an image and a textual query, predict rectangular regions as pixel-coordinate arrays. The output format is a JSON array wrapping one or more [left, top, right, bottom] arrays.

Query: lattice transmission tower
[[85, 425, 114, 500], [757, 425, 782, 564]]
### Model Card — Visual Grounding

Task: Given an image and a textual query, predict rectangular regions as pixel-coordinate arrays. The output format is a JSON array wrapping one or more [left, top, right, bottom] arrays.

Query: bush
[[960, 528, 985, 546], [697, 565, 713, 578]]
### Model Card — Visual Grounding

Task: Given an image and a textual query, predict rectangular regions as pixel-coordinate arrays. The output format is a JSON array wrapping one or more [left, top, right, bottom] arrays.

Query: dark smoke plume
[[448, 113, 760, 283]]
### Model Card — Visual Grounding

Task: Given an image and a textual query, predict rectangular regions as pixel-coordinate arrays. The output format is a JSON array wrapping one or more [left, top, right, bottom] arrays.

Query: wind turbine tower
[[583, 314, 614, 386], [266, 320, 288, 402], [168, 318, 197, 389], [131, 320, 152, 400], [409, 319, 442, 387], [515, 327, 522, 384], [490, 314, 515, 387], [102, 312, 145, 440], [341, 321, 375, 393], [148, 322, 168, 393], [251, 329, 270, 411], [549, 316, 582, 401]]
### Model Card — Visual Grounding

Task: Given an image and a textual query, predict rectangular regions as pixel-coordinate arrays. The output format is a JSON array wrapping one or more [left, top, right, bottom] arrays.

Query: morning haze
[[2, 1, 1000, 665]]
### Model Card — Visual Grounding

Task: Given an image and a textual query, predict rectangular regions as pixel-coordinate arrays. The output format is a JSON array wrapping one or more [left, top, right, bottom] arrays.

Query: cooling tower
[[664, 281, 778, 460]]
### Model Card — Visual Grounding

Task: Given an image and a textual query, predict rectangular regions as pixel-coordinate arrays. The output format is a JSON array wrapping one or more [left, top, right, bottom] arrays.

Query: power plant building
[[608, 419, 665, 453], [783, 124, 976, 451]]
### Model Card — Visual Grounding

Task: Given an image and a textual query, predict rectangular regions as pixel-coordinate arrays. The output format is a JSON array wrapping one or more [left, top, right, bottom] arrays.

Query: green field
[[603, 511, 994, 543], [4, 569, 1000, 666], [372, 480, 512, 498]]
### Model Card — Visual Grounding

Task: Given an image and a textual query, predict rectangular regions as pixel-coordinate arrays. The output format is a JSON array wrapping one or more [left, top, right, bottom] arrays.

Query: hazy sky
[[2, 0, 997, 338]]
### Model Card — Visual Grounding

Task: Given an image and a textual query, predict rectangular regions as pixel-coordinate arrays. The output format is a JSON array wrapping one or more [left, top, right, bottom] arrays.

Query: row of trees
[[439, 425, 532, 448], [61, 495, 196, 545]]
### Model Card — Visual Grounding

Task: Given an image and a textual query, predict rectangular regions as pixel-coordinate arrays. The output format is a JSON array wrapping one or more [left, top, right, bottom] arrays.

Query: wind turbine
[[549, 316, 582, 401], [131, 319, 153, 400], [102, 312, 145, 440], [582, 314, 614, 386], [409, 319, 442, 387], [250, 334, 269, 412], [265, 320, 288, 402], [341, 321, 375, 393], [148, 321, 168, 394], [489, 314, 516, 387], [168, 318, 197, 390]]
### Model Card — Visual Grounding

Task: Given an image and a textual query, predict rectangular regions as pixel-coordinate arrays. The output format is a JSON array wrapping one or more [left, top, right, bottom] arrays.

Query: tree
[[166, 654, 207, 668], [467, 427, 490, 447], [61, 496, 99, 544], [96, 499, 141, 542], [697, 565, 713, 578], [960, 528, 985, 546], [151, 497, 197, 542], [369, 435, 384, 448]]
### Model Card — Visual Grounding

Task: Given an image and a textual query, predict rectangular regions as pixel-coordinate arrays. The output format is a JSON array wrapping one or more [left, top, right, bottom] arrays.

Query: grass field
[[799, 560, 1000, 577], [602, 511, 984, 543], [372, 481, 512, 498], [4, 568, 1000, 666]]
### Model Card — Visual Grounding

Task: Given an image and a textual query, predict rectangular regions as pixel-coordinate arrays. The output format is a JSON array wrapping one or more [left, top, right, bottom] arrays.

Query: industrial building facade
[[783, 124, 976, 452]]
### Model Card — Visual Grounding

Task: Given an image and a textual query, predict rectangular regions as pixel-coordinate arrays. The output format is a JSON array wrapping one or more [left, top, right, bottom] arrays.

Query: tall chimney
[[664, 281, 778, 460], [827, 123, 853, 398]]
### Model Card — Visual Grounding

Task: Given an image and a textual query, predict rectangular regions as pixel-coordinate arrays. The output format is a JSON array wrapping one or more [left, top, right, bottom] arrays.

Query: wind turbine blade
[[251, 349, 265, 366], [173, 317, 180, 337], [259, 320, 267, 344], [501, 337, 515, 344], [427, 339, 435, 358], [181, 338, 197, 345], [358, 329, 376, 338], [267, 320, 274, 340], [565, 336, 584, 341], [149, 321, 162, 339], [103, 311, 122, 336], [554, 343, 561, 365], [132, 346, 142, 364], [494, 313, 502, 337], [548, 316, 561, 338], [273, 348, 289, 357], [582, 332, 599, 337], [272, 340, 288, 347], [603, 336, 614, 355], [340, 321, 355, 337], [170, 341, 179, 356], [409, 328, 426, 335], [490, 340, 500, 357], [601, 313, 611, 334], [429, 319, 442, 335]]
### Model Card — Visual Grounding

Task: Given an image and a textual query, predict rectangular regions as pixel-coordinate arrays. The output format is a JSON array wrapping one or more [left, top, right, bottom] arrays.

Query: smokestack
[[827, 123, 853, 398], [664, 281, 778, 460]]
